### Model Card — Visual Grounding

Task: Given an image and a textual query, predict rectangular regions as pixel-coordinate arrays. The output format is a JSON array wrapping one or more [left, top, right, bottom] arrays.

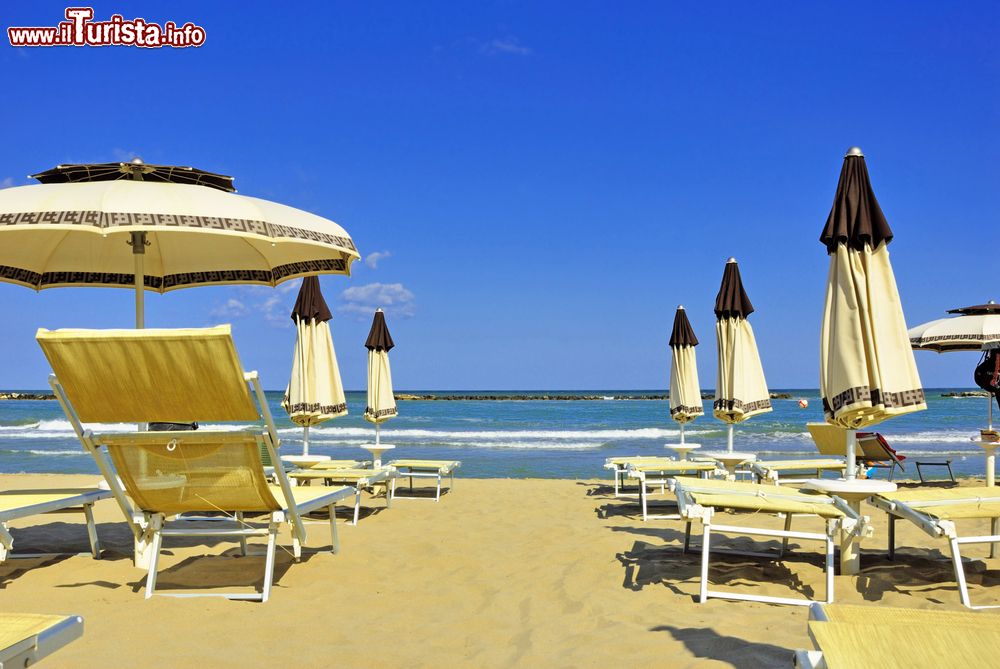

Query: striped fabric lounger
[[796, 603, 1000, 668], [624, 460, 718, 521], [0, 488, 111, 563], [289, 467, 397, 524], [669, 476, 866, 606], [0, 613, 83, 668], [388, 460, 460, 501], [750, 459, 848, 485], [870, 487, 1000, 609]]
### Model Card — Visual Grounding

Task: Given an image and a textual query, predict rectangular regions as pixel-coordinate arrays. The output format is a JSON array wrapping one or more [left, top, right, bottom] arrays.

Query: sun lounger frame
[[624, 462, 717, 521], [289, 468, 397, 524], [670, 478, 866, 607], [0, 613, 83, 668], [870, 492, 1000, 609], [749, 459, 847, 485], [47, 360, 355, 603], [388, 461, 460, 501], [0, 488, 110, 563]]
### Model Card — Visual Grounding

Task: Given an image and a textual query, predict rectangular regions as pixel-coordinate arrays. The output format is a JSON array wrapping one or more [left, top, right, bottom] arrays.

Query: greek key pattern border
[[823, 385, 926, 416], [713, 397, 773, 413], [0, 210, 357, 252]]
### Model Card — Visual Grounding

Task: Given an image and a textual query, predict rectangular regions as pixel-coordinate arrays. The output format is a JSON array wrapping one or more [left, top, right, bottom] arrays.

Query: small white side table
[[666, 443, 701, 461], [701, 451, 756, 480], [803, 478, 897, 575], [281, 454, 331, 468], [362, 443, 395, 468]]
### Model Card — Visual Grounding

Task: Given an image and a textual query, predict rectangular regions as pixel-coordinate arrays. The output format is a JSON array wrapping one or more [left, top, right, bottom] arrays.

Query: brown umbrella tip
[[819, 149, 893, 253], [365, 309, 395, 351], [290, 276, 332, 323], [714, 259, 754, 320], [669, 305, 699, 347], [30, 161, 236, 192], [947, 300, 1000, 315]]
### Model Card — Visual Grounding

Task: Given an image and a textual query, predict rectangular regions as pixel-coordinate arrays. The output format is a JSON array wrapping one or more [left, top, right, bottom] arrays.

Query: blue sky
[[0, 2, 997, 390]]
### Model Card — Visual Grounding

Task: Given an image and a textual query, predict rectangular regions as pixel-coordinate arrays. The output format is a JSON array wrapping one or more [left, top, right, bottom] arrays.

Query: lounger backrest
[[807, 423, 862, 456], [36, 326, 258, 423], [98, 432, 280, 514], [856, 433, 900, 464]]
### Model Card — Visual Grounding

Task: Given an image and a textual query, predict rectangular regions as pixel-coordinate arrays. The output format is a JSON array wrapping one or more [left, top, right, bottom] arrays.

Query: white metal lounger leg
[[387, 478, 395, 508], [83, 503, 101, 558], [436, 472, 442, 502], [825, 520, 835, 603], [950, 536, 972, 609], [261, 522, 277, 603], [699, 521, 712, 604], [353, 489, 362, 526], [144, 528, 164, 600], [236, 511, 247, 556], [640, 476, 649, 521], [134, 514, 157, 569], [329, 504, 339, 554], [779, 514, 793, 557], [0, 524, 12, 562]]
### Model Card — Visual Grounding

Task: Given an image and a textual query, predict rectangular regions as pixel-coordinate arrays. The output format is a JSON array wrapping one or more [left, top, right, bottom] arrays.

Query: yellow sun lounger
[[795, 603, 1000, 668], [388, 460, 460, 501], [289, 467, 396, 524], [624, 460, 718, 521], [669, 476, 866, 606], [37, 325, 357, 602], [0, 613, 83, 668], [869, 487, 1000, 609], [0, 488, 110, 563], [750, 459, 847, 485], [301, 459, 372, 470], [604, 456, 682, 497]]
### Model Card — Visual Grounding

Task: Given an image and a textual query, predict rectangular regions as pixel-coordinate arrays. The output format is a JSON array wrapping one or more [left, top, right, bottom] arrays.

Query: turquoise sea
[[0, 389, 993, 480]]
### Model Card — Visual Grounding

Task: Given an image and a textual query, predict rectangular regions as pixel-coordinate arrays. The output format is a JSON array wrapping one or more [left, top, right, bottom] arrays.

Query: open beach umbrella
[[713, 258, 771, 452], [364, 309, 398, 448], [819, 147, 926, 478], [909, 300, 1000, 429], [669, 305, 703, 444], [282, 276, 348, 456], [0, 159, 360, 327]]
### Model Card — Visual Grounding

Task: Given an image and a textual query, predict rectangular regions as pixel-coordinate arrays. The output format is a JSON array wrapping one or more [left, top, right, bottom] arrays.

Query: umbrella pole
[[845, 429, 857, 481], [989, 395, 994, 432], [726, 424, 733, 453], [303, 425, 310, 457], [376, 422, 380, 446], [679, 423, 685, 445], [130, 232, 147, 329]]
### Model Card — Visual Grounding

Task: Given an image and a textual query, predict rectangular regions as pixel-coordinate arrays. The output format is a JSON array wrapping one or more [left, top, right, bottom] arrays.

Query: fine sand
[[2, 473, 1000, 668]]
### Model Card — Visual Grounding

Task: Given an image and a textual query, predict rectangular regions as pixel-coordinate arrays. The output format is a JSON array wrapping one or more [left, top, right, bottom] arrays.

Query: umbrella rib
[[242, 237, 278, 286], [35, 228, 75, 288]]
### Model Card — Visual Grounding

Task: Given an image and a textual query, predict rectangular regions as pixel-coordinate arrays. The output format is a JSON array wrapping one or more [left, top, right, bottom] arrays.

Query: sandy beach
[[3, 473, 998, 668]]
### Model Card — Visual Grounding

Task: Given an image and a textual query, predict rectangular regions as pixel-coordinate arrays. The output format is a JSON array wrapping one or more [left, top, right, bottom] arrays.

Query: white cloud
[[210, 298, 249, 319], [365, 250, 391, 269], [482, 36, 532, 56], [339, 282, 415, 319], [0, 177, 14, 189]]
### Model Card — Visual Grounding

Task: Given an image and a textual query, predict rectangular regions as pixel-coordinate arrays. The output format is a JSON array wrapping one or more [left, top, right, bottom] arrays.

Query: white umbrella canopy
[[669, 305, 703, 444], [909, 300, 1000, 430], [282, 277, 348, 456], [364, 309, 398, 440], [908, 301, 1000, 352], [713, 258, 772, 451], [819, 147, 926, 478], [0, 160, 360, 326]]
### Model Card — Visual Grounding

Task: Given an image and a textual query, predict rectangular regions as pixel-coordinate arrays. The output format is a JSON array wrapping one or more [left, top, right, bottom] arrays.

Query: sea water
[[0, 389, 992, 480]]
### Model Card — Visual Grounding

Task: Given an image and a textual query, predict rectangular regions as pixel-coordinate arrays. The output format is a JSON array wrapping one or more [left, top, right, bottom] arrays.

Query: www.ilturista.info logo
[[7, 7, 205, 48]]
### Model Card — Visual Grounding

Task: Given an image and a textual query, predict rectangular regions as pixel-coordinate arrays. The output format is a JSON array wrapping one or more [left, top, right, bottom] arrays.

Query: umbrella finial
[[726, 257, 737, 264], [845, 146, 864, 157], [677, 304, 685, 310], [990, 300, 997, 305], [130, 157, 144, 165]]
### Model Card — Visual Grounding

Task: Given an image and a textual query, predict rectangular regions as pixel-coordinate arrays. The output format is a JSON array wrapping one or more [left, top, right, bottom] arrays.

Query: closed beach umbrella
[[282, 276, 348, 456], [364, 309, 398, 447], [819, 147, 925, 478], [669, 305, 703, 443], [713, 258, 772, 452], [909, 300, 1000, 429], [0, 160, 360, 327]]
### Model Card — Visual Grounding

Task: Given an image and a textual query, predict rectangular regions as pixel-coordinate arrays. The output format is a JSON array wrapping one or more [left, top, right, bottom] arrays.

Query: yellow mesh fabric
[[307, 460, 368, 470], [105, 437, 279, 514], [809, 621, 1000, 668], [0, 613, 70, 650], [821, 604, 997, 627], [389, 460, 460, 472], [672, 477, 846, 518], [879, 487, 1000, 520], [629, 462, 717, 473], [755, 459, 847, 471], [0, 489, 101, 515], [290, 468, 385, 482], [606, 456, 677, 466], [36, 326, 258, 423]]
